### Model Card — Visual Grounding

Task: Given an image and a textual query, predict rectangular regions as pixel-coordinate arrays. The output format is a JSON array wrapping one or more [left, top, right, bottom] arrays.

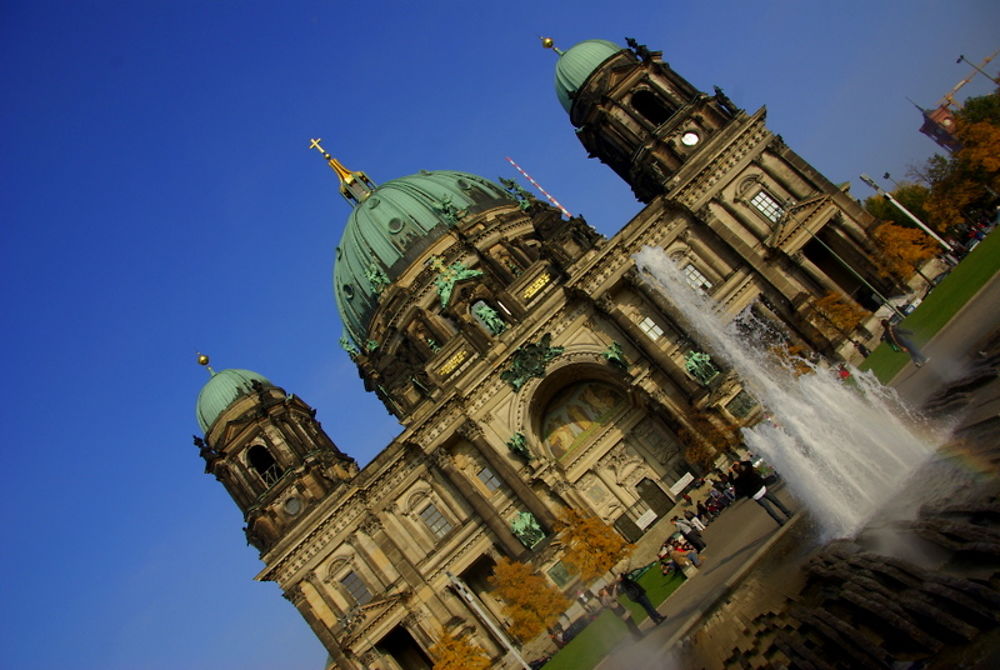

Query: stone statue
[[472, 301, 506, 335], [625, 37, 654, 62], [501, 333, 565, 391], [603, 342, 628, 369], [432, 195, 465, 227], [339, 336, 360, 358], [429, 256, 483, 308], [506, 432, 531, 461], [511, 511, 545, 549], [364, 263, 390, 295], [499, 176, 535, 211], [685, 350, 719, 384]]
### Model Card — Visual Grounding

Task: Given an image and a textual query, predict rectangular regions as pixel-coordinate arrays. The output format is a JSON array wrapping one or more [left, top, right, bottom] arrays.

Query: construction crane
[[936, 48, 999, 109], [916, 48, 998, 152]]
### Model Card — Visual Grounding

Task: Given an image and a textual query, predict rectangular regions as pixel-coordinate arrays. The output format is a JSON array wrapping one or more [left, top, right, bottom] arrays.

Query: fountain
[[634, 246, 939, 540]]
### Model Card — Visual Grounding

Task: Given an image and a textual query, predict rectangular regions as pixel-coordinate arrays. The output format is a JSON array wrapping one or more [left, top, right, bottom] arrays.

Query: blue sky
[[2, 1, 997, 668]]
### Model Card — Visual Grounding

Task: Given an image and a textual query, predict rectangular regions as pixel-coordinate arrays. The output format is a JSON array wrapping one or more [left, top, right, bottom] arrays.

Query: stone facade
[[196, 40, 899, 669]]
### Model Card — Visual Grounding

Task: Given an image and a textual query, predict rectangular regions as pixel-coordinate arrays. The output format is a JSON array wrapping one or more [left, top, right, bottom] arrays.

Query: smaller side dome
[[554, 39, 624, 112], [196, 369, 272, 432]]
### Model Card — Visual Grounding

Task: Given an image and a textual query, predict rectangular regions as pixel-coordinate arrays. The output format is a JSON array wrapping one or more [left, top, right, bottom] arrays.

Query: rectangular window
[[750, 190, 784, 223], [725, 390, 758, 418], [419, 503, 453, 538], [476, 466, 502, 493], [682, 264, 714, 294], [638, 316, 664, 341], [340, 571, 372, 605], [547, 561, 571, 588]]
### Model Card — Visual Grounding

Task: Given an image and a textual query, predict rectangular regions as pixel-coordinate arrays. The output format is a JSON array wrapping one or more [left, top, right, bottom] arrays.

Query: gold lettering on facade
[[521, 272, 551, 300], [437, 350, 468, 376]]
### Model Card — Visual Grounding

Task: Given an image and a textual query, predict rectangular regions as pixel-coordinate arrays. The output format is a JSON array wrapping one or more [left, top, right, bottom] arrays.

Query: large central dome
[[334, 170, 513, 344]]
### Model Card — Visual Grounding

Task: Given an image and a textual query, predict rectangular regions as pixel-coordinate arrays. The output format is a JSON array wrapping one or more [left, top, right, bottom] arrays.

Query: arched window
[[631, 90, 673, 126], [247, 444, 283, 486], [541, 381, 627, 460]]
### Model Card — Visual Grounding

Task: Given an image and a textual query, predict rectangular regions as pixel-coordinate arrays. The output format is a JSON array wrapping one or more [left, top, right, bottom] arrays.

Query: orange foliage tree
[[869, 221, 937, 282], [808, 291, 867, 341], [429, 629, 491, 670], [767, 341, 816, 377], [488, 557, 568, 642], [919, 91, 1000, 233], [554, 508, 634, 582], [677, 412, 741, 469]]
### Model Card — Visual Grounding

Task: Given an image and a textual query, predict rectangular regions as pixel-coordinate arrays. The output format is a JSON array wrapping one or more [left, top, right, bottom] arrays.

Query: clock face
[[681, 131, 700, 146], [283, 496, 302, 516]]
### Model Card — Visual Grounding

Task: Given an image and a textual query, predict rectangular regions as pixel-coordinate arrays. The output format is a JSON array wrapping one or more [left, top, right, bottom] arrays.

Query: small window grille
[[682, 264, 714, 294], [638, 316, 664, 340], [477, 466, 502, 493], [419, 503, 453, 538], [726, 390, 758, 418], [750, 190, 784, 223], [340, 571, 372, 605]]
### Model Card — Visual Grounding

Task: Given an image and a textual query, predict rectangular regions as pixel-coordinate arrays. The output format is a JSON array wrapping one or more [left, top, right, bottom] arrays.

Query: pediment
[[767, 194, 832, 249]]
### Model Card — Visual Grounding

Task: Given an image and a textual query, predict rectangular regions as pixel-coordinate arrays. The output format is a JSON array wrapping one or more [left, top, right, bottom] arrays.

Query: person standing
[[881, 319, 928, 367], [618, 573, 666, 624], [733, 460, 794, 526], [696, 499, 712, 523], [600, 585, 642, 639]]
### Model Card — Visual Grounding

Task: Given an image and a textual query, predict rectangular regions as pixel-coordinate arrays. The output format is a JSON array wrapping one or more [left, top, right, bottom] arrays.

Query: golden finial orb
[[541, 36, 555, 50], [197, 353, 210, 366]]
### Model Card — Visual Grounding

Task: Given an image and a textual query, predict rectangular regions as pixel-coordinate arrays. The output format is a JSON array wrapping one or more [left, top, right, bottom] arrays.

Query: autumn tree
[[768, 341, 816, 377], [554, 508, 634, 582], [914, 90, 1000, 234], [868, 221, 938, 283], [807, 291, 867, 341], [429, 629, 491, 670], [677, 412, 741, 470], [488, 558, 568, 642]]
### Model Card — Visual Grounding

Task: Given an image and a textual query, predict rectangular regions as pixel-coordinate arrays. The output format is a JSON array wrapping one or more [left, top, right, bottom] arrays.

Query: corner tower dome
[[550, 38, 624, 112], [196, 368, 271, 432]]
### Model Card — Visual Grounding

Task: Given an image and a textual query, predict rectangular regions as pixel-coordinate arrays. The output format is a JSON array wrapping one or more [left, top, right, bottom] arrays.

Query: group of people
[[657, 535, 702, 577], [549, 458, 795, 655]]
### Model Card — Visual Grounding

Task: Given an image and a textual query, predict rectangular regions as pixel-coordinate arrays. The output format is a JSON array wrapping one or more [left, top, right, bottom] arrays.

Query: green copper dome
[[554, 39, 624, 112], [334, 170, 513, 345], [196, 368, 271, 432]]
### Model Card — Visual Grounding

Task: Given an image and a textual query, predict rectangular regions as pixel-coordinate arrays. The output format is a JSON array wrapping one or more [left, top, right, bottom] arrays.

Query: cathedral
[[193, 37, 896, 669]]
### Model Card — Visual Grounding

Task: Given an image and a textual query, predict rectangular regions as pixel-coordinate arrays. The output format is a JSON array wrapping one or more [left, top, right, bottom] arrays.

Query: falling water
[[635, 246, 938, 539]]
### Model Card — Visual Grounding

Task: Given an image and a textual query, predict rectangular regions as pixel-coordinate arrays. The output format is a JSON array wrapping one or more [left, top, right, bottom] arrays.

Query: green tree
[[488, 558, 568, 642], [863, 182, 931, 229], [554, 508, 634, 582]]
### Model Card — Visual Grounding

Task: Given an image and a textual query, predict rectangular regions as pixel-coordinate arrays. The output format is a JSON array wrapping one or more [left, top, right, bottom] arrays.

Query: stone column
[[458, 419, 556, 528], [428, 448, 527, 558], [592, 292, 696, 399], [283, 584, 356, 670]]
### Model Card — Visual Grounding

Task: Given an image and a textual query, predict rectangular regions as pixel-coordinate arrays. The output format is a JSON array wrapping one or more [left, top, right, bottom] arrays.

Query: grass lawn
[[861, 229, 1000, 382], [539, 569, 686, 670]]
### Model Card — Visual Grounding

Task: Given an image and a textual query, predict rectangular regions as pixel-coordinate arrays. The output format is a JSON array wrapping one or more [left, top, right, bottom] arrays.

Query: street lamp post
[[860, 174, 954, 252], [446, 571, 532, 670]]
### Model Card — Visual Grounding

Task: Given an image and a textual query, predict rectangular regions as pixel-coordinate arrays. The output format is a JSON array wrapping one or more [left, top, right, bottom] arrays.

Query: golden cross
[[309, 138, 326, 154]]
